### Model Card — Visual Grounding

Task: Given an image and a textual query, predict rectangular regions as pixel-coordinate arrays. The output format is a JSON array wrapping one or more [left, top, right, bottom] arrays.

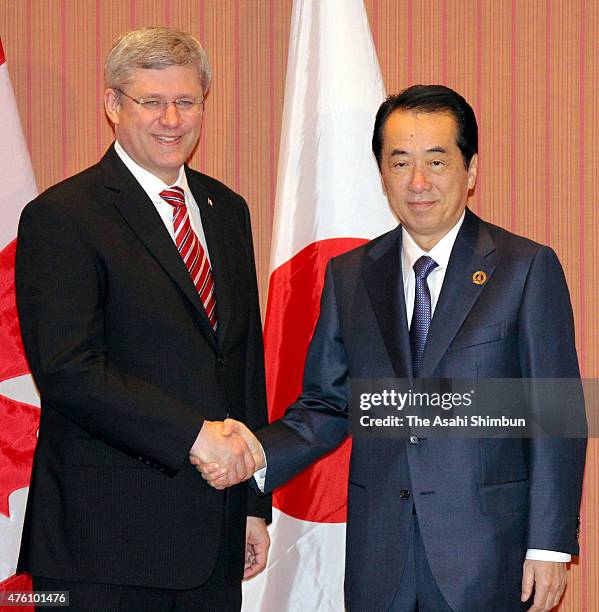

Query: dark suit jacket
[[15, 145, 271, 589], [258, 209, 586, 611]]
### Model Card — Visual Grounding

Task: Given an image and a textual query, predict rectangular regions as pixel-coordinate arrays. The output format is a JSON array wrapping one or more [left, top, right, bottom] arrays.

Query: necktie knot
[[160, 186, 186, 208], [413, 255, 437, 280]]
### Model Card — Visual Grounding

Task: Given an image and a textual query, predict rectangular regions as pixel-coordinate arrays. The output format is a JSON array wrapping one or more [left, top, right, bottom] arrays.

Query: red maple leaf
[[0, 239, 39, 518]]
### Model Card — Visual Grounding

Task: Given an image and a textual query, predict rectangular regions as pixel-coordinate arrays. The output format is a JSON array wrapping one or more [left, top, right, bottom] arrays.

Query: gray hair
[[105, 27, 212, 96]]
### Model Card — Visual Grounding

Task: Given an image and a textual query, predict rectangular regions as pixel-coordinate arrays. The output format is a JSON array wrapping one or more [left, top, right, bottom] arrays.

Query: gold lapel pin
[[472, 270, 487, 285], [208, 197, 213, 207]]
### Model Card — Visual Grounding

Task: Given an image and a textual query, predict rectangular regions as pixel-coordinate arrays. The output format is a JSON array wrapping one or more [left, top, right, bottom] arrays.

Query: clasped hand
[[189, 419, 264, 489]]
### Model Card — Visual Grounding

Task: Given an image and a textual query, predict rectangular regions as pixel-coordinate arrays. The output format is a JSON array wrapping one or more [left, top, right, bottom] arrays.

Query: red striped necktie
[[160, 187, 217, 331]]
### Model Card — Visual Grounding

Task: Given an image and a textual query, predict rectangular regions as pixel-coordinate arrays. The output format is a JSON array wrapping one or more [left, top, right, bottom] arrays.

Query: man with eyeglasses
[[15, 26, 270, 611]]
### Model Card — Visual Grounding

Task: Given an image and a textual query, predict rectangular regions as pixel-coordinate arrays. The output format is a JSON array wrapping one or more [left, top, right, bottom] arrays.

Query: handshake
[[189, 419, 265, 490]]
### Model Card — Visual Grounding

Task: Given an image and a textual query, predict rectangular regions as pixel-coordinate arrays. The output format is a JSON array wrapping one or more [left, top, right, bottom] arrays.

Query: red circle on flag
[[264, 238, 366, 523]]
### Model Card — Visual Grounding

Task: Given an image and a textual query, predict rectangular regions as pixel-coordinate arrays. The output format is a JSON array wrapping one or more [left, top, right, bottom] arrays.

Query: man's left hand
[[244, 517, 270, 580], [521, 559, 567, 611]]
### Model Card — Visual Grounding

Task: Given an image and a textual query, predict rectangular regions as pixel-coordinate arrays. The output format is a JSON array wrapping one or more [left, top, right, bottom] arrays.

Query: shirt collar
[[401, 210, 465, 286], [114, 140, 189, 200]]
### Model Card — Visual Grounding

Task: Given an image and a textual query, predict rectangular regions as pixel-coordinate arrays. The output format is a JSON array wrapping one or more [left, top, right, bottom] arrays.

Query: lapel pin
[[472, 270, 487, 285], [208, 197, 213, 207]]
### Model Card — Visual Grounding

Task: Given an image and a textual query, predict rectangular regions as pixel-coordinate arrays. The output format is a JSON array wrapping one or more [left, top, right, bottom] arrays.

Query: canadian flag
[[0, 35, 40, 605], [242, 1, 396, 609]]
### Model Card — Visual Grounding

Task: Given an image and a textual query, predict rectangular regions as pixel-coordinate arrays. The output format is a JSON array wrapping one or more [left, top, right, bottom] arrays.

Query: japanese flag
[[242, 1, 395, 609]]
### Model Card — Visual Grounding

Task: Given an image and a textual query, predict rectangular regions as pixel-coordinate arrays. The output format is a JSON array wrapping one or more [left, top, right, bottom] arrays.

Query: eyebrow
[[389, 146, 448, 156]]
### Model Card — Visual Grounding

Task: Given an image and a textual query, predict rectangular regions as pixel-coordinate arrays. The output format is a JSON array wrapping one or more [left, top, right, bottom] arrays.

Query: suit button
[[399, 489, 411, 500], [409, 435, 419, 445], [216, 355, 227, 367]]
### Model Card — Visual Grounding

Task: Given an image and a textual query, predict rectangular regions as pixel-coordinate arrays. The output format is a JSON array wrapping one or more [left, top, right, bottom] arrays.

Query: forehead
[[382, 110, 459, 151], [127, 65, 203, 94]]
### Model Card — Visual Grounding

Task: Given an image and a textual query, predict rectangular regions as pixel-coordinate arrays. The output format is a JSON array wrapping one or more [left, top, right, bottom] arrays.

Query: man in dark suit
[[199, 86, 586, 611], [15, 26, 270, 611]]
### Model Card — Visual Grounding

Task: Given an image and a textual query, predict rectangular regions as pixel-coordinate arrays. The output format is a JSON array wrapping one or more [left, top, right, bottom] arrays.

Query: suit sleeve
[[519, 246, 586, 554], [239, 200, 272, 520], [258, 262, 350, 493], [15, 198, 204, 476]]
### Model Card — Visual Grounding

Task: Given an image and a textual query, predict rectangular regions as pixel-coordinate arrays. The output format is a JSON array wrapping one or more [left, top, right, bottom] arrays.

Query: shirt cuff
[[252, 445, 267, 492], [526, 549, 571, 562]]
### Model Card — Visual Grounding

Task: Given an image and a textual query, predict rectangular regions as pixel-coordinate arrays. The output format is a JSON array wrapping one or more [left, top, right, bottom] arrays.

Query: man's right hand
[[190, 419, 265, 489], [189, 420, 257, 486]]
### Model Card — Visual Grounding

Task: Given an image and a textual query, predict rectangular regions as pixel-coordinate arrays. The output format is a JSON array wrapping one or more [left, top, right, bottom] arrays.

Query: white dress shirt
[[401, 212, 464, 326], [114, 140, 211, 263]]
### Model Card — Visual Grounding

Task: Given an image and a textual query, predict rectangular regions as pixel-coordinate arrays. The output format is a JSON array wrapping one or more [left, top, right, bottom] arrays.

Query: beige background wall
[[1, 1, 597, 609]]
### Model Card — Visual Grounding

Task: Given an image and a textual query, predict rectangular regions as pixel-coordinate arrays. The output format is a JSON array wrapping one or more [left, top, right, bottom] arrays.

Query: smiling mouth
[[154, 135, 182, 145], [407, 200, 436, 207]]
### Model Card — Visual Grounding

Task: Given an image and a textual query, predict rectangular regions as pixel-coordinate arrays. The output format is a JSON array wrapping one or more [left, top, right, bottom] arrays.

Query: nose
[[159, 102, 181, 126], [409, 166, 431, 193]]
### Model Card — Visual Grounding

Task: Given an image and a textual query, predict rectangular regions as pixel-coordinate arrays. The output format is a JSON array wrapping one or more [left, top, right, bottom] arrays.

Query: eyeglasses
[[117, 88, 205, 115]]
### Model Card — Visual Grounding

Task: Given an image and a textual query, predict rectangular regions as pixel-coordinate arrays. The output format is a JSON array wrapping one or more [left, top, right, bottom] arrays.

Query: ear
[[379, 170, 387, 196], [104, 88, 121, 125], [467, 153, 478, 190]]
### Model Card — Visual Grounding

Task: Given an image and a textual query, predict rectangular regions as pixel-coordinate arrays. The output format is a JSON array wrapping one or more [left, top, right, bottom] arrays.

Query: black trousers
[[33, 574, 241, 612], [33, 543, 241, 612]]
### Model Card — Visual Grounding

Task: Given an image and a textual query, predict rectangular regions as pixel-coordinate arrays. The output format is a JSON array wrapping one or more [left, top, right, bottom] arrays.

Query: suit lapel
[[100, 146, 218, 348], [185, 169, 233, 348], [419, 209, 496, 377], [362, 227, 413, 378]]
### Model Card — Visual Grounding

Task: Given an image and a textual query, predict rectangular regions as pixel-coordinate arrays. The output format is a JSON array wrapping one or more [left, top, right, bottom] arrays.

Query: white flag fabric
[[0, 36, 39, 593], [242, 1, 395, 609], [0, 41, 37, 250]]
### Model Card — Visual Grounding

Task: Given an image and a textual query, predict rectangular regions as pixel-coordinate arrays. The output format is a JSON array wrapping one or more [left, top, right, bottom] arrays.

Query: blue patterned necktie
[[409, 255, 438, 377]]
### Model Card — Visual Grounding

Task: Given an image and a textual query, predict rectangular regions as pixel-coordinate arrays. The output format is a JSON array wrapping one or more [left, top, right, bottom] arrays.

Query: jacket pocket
[[449, 321, 513, 350], [478, 478, 529, 515]]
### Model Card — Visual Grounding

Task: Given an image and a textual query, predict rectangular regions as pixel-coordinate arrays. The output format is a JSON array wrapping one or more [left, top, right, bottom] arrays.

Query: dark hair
[[372, 84, 478, 170]]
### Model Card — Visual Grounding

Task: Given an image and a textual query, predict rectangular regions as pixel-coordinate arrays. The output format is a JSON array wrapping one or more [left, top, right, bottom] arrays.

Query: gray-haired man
[[16, 27, 270, 611]]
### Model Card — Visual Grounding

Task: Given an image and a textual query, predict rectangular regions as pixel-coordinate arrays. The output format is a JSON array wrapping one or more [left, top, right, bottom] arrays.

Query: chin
[[155, 156, 185, 169]]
